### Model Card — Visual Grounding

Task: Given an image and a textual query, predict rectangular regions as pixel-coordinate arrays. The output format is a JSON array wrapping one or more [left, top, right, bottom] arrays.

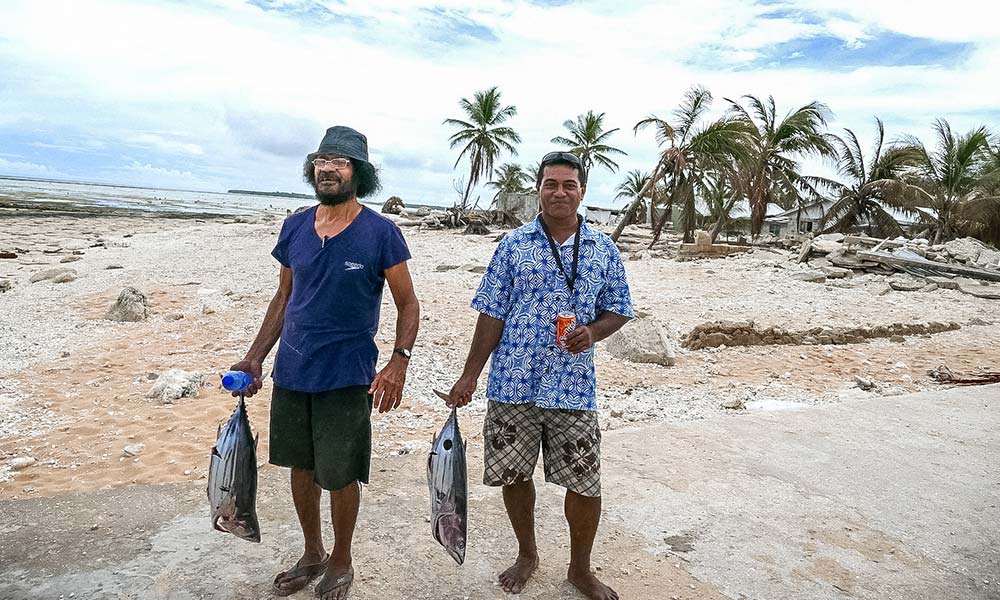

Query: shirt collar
[[531, 215, 599, 243]]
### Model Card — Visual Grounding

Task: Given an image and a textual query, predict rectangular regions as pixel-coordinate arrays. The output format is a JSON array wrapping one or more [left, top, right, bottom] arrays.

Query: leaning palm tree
[[486, 163, 532, 206], [614, 170, 654, 226], [725, 95, 838, 237], [614, 170, 651, 202], [899, 119, 999, 245], [612, 85, 752, 244], [702, 174, 748, 243], [819, 118, 924, 238], [444, 87, 521, 209], [551, 110, 627, 178]]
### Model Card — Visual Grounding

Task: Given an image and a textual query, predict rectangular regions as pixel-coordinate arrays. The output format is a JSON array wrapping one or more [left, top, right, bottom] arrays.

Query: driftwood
[[857, 250, 1000, 282], [394, 207, 521, 231], [928, 365, 1000, 386]]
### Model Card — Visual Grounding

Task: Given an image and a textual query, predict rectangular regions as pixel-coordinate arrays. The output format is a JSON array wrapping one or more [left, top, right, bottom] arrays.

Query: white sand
[[1, 211, 999, 499]]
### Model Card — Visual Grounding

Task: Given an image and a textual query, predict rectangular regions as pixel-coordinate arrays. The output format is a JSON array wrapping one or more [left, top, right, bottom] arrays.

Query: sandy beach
[[2, 202, 999, 498], [1, 202, 999, 598]]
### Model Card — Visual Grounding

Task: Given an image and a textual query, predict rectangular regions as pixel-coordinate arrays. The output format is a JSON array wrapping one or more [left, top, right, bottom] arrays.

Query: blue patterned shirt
[[471, 216, 633, 411]]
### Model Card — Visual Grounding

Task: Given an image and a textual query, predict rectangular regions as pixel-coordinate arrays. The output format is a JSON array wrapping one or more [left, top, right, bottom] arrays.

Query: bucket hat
[[308, 126, 370, 165]]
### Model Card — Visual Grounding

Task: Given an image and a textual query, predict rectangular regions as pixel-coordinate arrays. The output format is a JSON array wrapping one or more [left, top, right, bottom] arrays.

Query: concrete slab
[[1, 385, 997, 599]]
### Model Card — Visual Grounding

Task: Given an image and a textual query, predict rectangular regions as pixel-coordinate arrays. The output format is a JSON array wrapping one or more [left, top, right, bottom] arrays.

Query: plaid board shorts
[[482, 400, 602, 497]]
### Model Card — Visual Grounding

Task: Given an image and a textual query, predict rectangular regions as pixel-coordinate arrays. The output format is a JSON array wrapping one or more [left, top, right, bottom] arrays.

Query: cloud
[[420, 7, 499, 44], [749, 31, 974, 70], [126, 133, 205, 156], [0, 0, 994, 204], [224, 109, 321, 158], [0, 156, 63, 177]]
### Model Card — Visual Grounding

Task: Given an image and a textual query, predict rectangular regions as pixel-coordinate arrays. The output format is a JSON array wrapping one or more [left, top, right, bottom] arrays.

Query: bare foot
[[567, 568, 618, 600], [498, 554, 539, 594], [315, 564, 354, 600]]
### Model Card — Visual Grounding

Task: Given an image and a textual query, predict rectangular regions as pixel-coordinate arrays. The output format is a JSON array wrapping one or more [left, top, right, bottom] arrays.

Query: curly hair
[[302, 158, 382, 198]]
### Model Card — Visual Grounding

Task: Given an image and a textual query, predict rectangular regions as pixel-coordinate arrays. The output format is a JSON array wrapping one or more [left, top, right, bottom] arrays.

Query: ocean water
[[0, 176, 422, 216]]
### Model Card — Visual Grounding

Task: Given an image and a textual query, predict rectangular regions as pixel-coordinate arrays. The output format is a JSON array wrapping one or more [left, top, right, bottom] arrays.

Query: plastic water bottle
[[221, 370, 253, 393]]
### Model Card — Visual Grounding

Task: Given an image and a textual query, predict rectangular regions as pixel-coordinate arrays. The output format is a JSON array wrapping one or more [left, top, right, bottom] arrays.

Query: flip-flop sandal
[[272, 553, 330, 597], [315, 566, 354, 599]]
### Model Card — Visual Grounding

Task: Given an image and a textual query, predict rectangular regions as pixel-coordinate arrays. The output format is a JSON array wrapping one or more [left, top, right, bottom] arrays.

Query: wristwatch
[[394, 347, 412, 360]]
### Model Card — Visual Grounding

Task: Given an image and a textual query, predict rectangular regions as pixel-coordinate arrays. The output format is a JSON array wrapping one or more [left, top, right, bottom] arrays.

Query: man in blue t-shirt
[[231, 126, 419, 600]]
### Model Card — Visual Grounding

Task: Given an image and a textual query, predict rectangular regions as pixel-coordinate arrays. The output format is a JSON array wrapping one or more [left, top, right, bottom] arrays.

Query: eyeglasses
[[312, 157, 351, 169], [541, 151, 582, 166]]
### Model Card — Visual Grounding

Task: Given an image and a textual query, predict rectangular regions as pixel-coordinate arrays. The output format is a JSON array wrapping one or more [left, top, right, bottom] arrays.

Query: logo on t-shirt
[[344, 261, 365, 271]]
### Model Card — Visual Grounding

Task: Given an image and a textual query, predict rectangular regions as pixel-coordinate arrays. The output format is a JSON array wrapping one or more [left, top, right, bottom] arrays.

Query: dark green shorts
[[269, 385, 373, 491]]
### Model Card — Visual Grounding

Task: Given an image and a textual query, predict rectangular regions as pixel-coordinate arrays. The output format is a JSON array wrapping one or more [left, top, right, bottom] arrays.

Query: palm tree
[[725, 95, 838, 237], [614, 170, 654, 226], [551, 110, 627, 178], [486, 163, 532, 206], [703, 175, 747, 243], [614, 170, 651, 201], [444, 87, 521, 209], [613, 86, 752, 244], [819, 118, 924, 238], [900, 119, 999, 245], [525, 161, 541, 187]]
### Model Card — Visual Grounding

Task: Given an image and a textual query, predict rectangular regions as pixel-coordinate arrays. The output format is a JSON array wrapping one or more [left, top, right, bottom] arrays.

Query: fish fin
[[211, 446, 221, 458], [211, 513, 226, 533], [216, 423, 221, 438], [253, 433, 259, 450], [432, 388, 451, 403]]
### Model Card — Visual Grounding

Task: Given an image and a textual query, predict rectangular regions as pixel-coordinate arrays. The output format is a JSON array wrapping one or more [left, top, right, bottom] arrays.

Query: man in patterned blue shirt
[[445, 151, 633, 600]]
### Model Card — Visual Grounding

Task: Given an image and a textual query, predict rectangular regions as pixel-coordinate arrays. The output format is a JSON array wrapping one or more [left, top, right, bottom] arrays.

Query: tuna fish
[[207, 394, 261, 543], [429, 390, 468, 565]]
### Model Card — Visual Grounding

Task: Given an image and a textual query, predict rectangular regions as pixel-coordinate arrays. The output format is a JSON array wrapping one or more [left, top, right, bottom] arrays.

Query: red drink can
[[556, 312, 577, 347]]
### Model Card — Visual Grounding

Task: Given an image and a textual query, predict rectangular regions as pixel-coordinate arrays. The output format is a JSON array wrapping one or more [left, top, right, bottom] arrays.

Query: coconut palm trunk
[[612, 162, 666, 242]]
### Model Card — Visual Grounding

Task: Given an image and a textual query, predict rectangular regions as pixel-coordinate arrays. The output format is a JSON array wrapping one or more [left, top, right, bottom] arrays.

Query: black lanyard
[[538, 215, 581, 294]]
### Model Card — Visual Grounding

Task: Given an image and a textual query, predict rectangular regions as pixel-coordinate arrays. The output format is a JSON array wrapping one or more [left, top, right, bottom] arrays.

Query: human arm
[[369, 260, 420, 413], [445, 313, 505, 408], [563, 237, 633, 354], [229, 266, 293, 397], [562, 310, 631, 354]]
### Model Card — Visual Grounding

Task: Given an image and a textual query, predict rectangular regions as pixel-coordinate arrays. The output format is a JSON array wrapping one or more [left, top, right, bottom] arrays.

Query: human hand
[[370, 355, 407, 413], [228, 358, 263, 398], [562, 325, 595, 354], [440, 375, 477, 408]]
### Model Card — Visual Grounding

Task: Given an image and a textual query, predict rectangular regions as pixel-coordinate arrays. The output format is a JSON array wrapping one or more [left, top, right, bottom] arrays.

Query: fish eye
[[458, 540, 465, 549], [443, 439, 453, 451]]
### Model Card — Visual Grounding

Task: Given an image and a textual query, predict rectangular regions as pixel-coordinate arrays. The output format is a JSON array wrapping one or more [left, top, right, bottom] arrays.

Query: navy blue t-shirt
[[270, 205, 411, 392]]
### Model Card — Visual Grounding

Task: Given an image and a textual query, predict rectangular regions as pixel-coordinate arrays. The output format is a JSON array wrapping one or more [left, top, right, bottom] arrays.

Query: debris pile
[[928, 365, 1000, 386], [678, 230, 752, 260], [612, 225, 675, 259], [799, 234, 1000, 281], [389, 206, 520, 231]]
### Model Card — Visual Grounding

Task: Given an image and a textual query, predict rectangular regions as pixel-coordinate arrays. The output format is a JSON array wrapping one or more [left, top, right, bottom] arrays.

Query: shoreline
[[0, 199, 250, 220]]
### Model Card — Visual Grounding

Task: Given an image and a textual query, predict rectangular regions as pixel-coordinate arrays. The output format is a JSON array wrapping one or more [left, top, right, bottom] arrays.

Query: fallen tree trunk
[[857, 250, 1000, 282]]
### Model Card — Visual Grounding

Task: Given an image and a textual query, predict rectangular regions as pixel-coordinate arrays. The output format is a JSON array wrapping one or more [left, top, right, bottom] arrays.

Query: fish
[[428, 390, 468, 565], [207, 394, 261, 543]]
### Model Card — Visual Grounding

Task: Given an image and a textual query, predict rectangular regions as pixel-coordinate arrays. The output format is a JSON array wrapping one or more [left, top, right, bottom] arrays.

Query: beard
[[314, 175, 357, 206]]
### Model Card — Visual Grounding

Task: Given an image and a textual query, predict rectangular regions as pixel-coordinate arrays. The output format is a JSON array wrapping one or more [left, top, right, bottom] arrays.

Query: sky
[[1, 0, 997, 208]]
